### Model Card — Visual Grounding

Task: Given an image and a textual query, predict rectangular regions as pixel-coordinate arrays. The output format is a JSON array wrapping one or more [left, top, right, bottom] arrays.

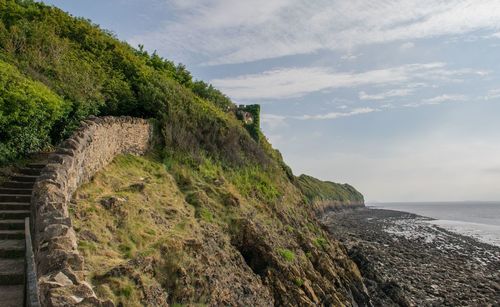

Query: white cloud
[[298, 107, 378, 120], [485, 32, 500, 39], [263, 107, 377, 124], [211, 62, 479, 100], [482, 88, 500, 100], [400, 42, 415, 50], [261, 113, 287, 129], [359, 88, 414, 100], [131, 0, 500, 65], [405, 94, 466, 107], [341, 53, 361, 61]]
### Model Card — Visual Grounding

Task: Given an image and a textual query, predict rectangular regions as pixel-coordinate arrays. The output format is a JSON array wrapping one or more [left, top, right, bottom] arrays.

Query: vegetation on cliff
[[297, 174, 364, 206], [0, 1, 367, 305]]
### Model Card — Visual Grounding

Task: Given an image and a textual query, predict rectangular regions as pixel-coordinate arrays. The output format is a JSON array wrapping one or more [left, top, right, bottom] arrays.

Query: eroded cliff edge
[[296, 174, 365, 215]]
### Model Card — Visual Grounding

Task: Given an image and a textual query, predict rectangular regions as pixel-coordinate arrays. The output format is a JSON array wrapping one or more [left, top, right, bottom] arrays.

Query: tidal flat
[[323, 208, 500, 306]]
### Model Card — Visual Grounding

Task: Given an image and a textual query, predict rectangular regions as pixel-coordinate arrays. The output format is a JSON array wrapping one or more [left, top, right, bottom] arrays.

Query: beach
[[322, 208, 500, 306]]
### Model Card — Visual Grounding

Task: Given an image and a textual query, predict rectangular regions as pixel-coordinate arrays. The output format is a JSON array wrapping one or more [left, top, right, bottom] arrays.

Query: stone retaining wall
[[31, 116, 154, 306]]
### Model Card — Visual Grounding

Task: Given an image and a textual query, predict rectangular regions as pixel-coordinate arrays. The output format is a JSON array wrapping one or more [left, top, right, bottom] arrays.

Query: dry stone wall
[[31, 116, 153, 306]]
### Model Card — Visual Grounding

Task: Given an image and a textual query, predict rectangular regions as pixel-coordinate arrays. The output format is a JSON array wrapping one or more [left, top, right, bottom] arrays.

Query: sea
[[369, 202, 500, 247]]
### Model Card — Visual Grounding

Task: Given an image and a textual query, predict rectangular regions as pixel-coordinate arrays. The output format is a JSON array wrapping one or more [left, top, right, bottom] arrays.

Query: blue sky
[[41, 0, 500, 202]]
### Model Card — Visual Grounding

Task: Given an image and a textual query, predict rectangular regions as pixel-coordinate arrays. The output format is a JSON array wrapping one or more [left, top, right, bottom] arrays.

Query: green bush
[[0, 0, 269, 166], [0, 60, 69, 163]]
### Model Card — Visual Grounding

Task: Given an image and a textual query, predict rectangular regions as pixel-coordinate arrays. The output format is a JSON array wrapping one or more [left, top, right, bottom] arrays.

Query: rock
[[303, 279, 320, 304], [128, 182, 145, 192], [223, 193, 240, 207], [79, 230, 99, 242], [100, 196, 125, 210], [52, 272, 74, 287]]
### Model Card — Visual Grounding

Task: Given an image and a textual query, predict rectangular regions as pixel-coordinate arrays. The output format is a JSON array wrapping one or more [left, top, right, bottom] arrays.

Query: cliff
[[297, 175, 365, 214], [0, 1, 369, 306]]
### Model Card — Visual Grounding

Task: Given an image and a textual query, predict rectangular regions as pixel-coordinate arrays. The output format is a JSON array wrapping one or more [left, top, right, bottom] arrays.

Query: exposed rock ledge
[[31, 116, 153, 306], [312, 200, 365, 216]]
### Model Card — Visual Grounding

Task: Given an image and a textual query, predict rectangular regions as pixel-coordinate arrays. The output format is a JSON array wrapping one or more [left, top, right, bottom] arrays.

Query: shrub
[[0, 60, 69, 164]]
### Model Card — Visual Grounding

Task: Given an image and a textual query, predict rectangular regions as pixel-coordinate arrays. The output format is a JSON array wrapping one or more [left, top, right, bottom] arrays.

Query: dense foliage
[[296, 174, 364, 204], [0, 0, 242, 164], [0, 60, 68, 164]]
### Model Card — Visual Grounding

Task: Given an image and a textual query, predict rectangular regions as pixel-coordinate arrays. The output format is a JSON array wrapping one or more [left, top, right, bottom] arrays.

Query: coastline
[[322, 208, 500, 306]]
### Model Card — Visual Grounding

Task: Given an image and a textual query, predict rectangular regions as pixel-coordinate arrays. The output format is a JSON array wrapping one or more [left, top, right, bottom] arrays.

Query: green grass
[[294, 278, 304, 287], [296, 174, 364, 205], [313, 237, 328, 250], [278, 248, 295, 262]]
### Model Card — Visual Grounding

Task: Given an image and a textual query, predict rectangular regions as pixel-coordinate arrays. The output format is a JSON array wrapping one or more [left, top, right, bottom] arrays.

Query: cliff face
[[71, 153, 370, 306], [296, 175, 365, 215]]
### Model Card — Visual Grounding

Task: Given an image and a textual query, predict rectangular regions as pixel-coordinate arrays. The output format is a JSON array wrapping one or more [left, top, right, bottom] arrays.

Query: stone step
[[0, 211, 30, 220], [0, 240, 24, 258], [0, 285, 24, 306], [0, 188, 32, 195], [0, 203, 30, 211], [0, 259, 24, 285], [0, 220, 24, 231], [0, 194, 31, 203], [18, 167, 41, 176], [1, 181, 34, 189], [0, 230, 25, 240], [26, 163, 46, 169], [10, 175, 37, 183]]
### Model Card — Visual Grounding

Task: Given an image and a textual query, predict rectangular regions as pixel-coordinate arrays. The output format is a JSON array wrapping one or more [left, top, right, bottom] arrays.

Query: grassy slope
[[297, 174, 364, 206], [73, 154, 367, 305]]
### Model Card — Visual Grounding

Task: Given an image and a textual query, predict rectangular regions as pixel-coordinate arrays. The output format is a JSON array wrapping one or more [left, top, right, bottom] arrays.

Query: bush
[[0, 60, 69, 163], [0, 0, 259, 166]]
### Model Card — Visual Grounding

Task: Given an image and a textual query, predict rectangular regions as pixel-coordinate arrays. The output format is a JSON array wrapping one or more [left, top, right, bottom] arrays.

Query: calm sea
[[370, 202, 500, 247]]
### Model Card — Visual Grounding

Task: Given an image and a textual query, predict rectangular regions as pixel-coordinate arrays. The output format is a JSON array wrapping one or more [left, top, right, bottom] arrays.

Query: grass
[[313, 237, 328, 250], [72, 154, 199, 305], [296, 174, 364, 205], [294, 278, 304, 287], [71, 152, 356, 305], [277, 248, 295, 262]]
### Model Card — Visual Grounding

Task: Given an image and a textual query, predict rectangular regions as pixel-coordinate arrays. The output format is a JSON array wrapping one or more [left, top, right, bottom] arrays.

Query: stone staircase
[[0, 161, 46, 307]]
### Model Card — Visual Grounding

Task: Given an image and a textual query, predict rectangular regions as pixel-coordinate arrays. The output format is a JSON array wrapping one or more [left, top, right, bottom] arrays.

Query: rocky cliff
[[296, 175, 365, 215]]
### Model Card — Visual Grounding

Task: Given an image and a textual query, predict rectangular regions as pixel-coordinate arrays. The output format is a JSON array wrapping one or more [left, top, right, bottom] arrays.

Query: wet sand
[[322, 208, 500, 307]]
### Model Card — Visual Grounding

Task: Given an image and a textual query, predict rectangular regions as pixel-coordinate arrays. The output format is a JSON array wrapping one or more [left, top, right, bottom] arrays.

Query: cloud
[[130, 0, 500, 65], [211, 62, 479, 100], [404, 94, 466, 107], [482, 167, 500, 174], [341, 53, 361, 61], [359, 88, 414, 100], [400, 42, 415, 50], [263, 107, 377, 124], [261, 113, 287, 129], [482, 88, 500, 100], [298, 107, 378, 120]]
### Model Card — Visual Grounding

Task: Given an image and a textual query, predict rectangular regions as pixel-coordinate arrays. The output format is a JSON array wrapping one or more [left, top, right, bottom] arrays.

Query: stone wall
[[31, 116, 154, 306]]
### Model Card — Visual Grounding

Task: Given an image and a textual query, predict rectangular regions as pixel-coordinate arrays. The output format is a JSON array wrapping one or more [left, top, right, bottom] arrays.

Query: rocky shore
[[322, 208, 500, 306]]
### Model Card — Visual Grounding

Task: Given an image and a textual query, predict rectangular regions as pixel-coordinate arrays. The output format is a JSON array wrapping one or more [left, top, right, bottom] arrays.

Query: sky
[[41, 0, 500, 202]]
